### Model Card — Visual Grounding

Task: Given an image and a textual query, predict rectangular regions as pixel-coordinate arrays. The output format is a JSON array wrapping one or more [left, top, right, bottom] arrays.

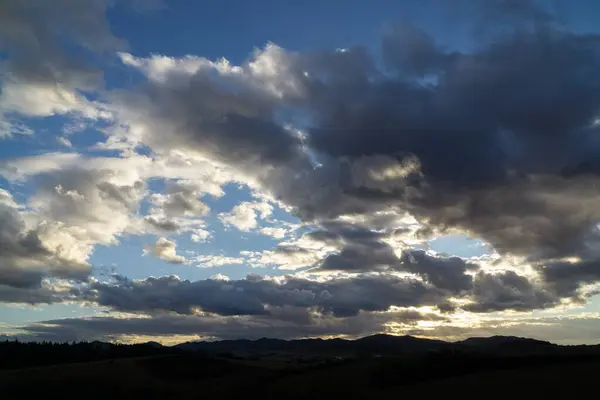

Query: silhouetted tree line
[[0, 340, 177, 370]]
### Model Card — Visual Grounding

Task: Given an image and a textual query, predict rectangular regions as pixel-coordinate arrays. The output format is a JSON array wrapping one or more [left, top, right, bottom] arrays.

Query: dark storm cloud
[[300, 24, 600, 262], [0, 282, 81, 305], [310, 220, 476, 293], [310, 222, 385, 244], [465, 270, 559, 312], [400, 250, 477, 293], [83, 274, 445, 318], [318, 243, 400, 272], [0, 0, 125, 89], [539, 258, 600, 298], [381, 23, 451, 76], [314, 221, 401, 272]]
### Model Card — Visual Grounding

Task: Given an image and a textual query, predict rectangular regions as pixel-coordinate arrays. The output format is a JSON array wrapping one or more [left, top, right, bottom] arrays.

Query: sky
[[2, 0, 600, 345]]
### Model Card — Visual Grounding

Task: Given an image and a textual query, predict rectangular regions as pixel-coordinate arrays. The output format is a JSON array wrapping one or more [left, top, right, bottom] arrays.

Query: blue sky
[[2, 0, 600, 344]]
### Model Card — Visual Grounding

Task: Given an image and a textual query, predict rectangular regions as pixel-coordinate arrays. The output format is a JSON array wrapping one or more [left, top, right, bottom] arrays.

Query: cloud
[[190, 228, 212, 243], [4, 0, 600, 343], [0, 202, 90, 288], [400, 250, 477, 293], [0, 0, 124, 88], [243, 246, 322, 270], [258, 226, 289, 239], [538, 258, 600, 298], [112, 50, 306, 170], [27, 168, 146, 264], [144, 238, 186, 264], [0, 150, 228, 267], [143, 180, 213, 235], [148, 184, 210, 218], [465, 270, 559, 312], [194, 255, 245, 268], [81, 273, 445, 318], [404, 314, 600, 345], [111, 10, 600, 298], [18, 309, 600, 346], [0, 280, 81, 305], [219, 201, 273, 231], [0, 153, 151, 286], [0, 189, 19, 208], [15, 308, 446, 342], [318, 241, 400, 272], [0, 0, 126, 136]]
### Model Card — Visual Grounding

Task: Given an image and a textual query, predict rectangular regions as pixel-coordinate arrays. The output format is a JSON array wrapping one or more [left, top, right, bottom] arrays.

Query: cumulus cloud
[[465, 270, 559, 312], [400, 250, 477, 294], [148, 180, 212, 218], [219, 201, 273, 231], [0, 279, 82, 305], [258, 226, 289, 239], [190, 228, 212, 243], [194, 255, 245, 268], [144, 238, 186, 264], [110, 7, 600, 301], [0, 202, 90, 288], [243, 246, 323, 270], [0, 189, 19, 208], [0, 0, 123, 84], [538, 258, 600, 298], [80, 273, 445, 317], [0, 0, 124, 136], [0, 151, 227, 284]]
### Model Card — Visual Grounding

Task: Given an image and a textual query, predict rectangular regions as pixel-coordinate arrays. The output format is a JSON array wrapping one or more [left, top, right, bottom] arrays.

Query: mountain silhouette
[[173, 334, 593, 357]]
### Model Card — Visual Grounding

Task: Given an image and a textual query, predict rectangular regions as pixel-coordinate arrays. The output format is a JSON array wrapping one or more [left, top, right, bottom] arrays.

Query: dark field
[[1, 352, 598, 399]]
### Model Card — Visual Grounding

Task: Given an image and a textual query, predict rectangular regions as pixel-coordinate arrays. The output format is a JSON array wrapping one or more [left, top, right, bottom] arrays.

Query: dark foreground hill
[[0, 350, 599, 399], [2, 335, 600, 398]]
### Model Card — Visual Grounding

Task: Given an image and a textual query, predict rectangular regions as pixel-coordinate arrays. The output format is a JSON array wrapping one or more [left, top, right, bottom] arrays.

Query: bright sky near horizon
[[2, 0, 600, 345]]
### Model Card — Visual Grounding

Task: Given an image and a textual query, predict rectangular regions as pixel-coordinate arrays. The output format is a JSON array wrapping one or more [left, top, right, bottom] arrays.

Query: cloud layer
[[3, 0, 600, 343]]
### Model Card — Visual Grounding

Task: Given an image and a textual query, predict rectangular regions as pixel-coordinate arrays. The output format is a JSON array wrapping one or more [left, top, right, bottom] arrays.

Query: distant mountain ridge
[[3, 334, 600, 372], [173, 334, 598, 357]]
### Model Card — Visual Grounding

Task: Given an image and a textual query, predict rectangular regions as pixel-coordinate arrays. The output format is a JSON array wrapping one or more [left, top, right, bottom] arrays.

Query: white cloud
[[0, 153, 150, 266], [0, 153, 82, 180], [148, 192, 209, 217], [0, 82, 110, 120], [0, 117, 33, 139], [242, 247, 322, 270], [258, 226, 288, 239], [194, 255, 245, 268], [190, 228, 211, 243], [219, 201, 273, 232], [56, 136, 73, 148], [144, 237, 186, 264], [210, 273, 230, 281], [0, 202, 91, 288], [0, 189, 19, 209]]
